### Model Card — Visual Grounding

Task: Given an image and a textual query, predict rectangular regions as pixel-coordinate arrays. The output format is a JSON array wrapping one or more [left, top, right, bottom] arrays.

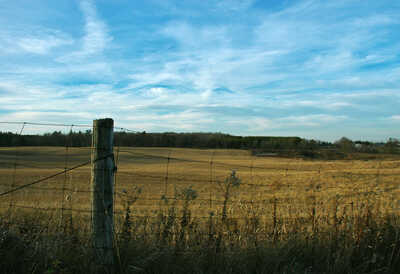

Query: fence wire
[[1, 120, 400, 244]]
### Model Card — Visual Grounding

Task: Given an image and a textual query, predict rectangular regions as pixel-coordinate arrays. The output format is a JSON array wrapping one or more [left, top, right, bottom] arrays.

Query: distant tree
[[384, 138, 400, 154], [354, 140, 377, 153], [335, 137, 354, 152]]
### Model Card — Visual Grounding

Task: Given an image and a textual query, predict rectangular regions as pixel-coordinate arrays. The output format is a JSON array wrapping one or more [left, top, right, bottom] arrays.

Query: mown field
[[1, 146, 400, 273]]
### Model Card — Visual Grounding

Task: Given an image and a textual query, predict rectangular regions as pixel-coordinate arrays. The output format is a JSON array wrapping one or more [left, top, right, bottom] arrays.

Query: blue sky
[[0, 0, 399, 141]]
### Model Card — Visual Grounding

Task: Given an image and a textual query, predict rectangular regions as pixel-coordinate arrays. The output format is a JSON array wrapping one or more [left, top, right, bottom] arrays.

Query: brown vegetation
[[1, 147, 400, 273]]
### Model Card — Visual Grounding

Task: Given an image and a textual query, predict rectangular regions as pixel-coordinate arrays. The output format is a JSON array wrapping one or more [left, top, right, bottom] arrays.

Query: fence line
[[1, 119, 400, 262], [9, 122, 26, 211], [0, 121, 140, 133], [0, 153, 117, 197], [1, 157, 398, 198], [1, 144, 398, 197]]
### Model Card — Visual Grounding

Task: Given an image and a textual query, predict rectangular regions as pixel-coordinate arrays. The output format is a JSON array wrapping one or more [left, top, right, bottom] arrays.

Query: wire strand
[[0, 153, 113, 197]]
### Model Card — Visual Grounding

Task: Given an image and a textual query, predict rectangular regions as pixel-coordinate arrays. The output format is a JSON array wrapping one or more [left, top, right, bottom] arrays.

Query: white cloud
[[390, 115, 400, 121], [251, 117, 277, 130], [226, 114, 348, 135], [80, 0, 111, 55], [57, 0, 112, 62], [1, 111, 93, 122], [279, 114, 347, 127], [351, 14, 398, 27], [17, 35, 72, 55], [304, 51, 355, 73], [278, 97, 353, 110], [0, 0, 399, 141], [122, 109, 215, 131], [145, 87, 167, 98], [161, 21, 230, 51], [0, 28, 73, 55], [127, 72, 183, 90], [131, 21, 288, 98]]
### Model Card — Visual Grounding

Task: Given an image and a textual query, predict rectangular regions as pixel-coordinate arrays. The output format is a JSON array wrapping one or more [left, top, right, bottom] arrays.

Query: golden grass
[[1, 146, 399, 226], [2, 146, 400, 273]]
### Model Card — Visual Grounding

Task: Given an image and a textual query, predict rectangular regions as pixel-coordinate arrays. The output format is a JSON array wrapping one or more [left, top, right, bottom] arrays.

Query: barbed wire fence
[[1, 119, 400, 267], [1, 119, 399, 212]]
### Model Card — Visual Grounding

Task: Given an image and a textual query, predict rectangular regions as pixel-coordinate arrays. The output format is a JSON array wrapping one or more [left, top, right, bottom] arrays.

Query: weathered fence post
[[91, 118, 115, 270]]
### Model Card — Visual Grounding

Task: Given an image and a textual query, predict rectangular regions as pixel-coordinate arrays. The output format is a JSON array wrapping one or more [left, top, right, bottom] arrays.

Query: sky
[[0, 0, 399, 142]]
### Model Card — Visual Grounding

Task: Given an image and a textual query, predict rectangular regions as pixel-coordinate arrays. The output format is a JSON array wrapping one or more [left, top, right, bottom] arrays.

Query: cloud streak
[[0, 0, 399, 141], [57, 0, 112, 63]]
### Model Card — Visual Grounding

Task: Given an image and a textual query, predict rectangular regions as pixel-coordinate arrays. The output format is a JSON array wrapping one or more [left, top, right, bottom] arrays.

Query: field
[[1, 146, 400, 273]]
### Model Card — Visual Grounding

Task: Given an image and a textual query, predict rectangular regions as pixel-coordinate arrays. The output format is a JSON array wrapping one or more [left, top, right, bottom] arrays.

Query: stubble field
[[1, 146, 400, 220], [1, 146, 400, 273]]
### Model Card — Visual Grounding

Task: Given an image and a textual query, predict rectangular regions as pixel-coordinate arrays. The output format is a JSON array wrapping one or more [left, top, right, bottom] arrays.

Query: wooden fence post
[[91, 118, 115, 269]]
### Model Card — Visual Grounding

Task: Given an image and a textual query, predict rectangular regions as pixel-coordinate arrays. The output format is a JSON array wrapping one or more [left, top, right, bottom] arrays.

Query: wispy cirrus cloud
[[389, 115, 400, 121], [0, 0, 399, 141], [57, 0, 112, 63], [0, 28, 73, 55], [230, 114, 347, 131], [16, 34, 73, 55]]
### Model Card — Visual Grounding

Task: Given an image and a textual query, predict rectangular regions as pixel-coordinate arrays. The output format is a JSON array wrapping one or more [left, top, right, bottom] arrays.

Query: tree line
[[0, 130, 312, 149], [0, 130, 398, 157]]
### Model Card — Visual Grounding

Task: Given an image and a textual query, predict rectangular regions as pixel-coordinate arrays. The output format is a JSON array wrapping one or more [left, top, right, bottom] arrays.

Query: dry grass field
[[1, 146, 400, 273], [1, 146, 400, 219]]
